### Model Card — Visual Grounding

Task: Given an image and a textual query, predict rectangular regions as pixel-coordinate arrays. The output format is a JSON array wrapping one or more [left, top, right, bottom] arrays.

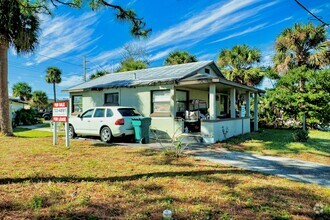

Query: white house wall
[[10, 101, 25, 113], [69, 85, 176, 138], [201, 118, 250, 143]]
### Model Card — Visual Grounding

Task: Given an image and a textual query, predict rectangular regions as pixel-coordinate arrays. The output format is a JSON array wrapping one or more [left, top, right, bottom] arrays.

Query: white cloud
[[90, 0, 281, 65], [91, 48, 124, 64], [146, 0, 277, 49], [59, 75, 85, 88], [210, 16, 292, 43], [310, 8, 322, 14], [198, 53, 218, 61], [127, 0, 137, 7], [211, 24, 267, 43], [149, 47, 178, 62], [32, 12, 99, 64]]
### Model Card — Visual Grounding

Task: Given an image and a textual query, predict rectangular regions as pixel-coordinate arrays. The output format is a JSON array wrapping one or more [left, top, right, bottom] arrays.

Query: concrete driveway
[[186, 144, 330, 187]]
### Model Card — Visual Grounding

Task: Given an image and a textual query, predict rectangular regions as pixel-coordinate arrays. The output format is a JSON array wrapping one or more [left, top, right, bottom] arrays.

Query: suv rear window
[[117, 108, 141, 116]]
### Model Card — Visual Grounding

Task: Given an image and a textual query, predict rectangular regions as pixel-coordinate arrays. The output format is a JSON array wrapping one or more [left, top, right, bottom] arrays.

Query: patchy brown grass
[[216, 129, 330, 165], [0, 133, 330, 219]]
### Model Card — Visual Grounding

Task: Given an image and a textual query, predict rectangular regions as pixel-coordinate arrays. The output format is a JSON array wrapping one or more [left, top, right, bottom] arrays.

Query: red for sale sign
[[52, 101, 68, 122], [52, 116, 68, 122]]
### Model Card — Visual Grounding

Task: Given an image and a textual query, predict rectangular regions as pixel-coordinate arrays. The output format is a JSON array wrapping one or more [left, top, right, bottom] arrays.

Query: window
[[205, 68, 210, 74], [152, 90, 170, 113], [118, 108, 141, 116], [81, 109, 94, 118], [176, 90, 188, 114], [106, 109, 113, 117], [94, 108, 105, 118], [72, 95, 82, 113], [104, 93, 119, 106]]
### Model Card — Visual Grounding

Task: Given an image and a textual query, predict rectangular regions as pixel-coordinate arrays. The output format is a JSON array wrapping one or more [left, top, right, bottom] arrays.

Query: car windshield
[[117, 108, 141, 116]]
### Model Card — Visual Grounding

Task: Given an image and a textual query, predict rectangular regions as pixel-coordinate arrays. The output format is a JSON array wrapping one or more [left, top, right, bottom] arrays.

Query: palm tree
[[274, 23, 330, 73], [45, 67, 62, 102], [0, 1, 150, 136], [12, 82, 32, 101], [0, 1, 39, 135], [217, 44, 262, 86], [165, 51, 197, 65], [116, 58, 148, 72], [31, 90, 48, 110]]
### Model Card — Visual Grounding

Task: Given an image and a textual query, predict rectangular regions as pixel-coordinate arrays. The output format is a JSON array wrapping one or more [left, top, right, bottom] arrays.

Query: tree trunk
[[0, 43, 13, 136], [53, 83, 56, 102]]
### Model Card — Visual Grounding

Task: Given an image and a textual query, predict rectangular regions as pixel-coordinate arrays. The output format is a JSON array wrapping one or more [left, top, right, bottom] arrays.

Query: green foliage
[[274, 23, 330, 73], [165, 50, 197, 65], [31, 90, 48, 109], [14, 109, 40, 125], [45, 66, 62, 84], [260, 67, 330, 128], [217, 44, 264, 86], [12, 82, 32, 101], [0, 0, 150, 136], [45, 66, 62, 101], [28, 195, 46, 210], [0, 0, 40, 53], [116, 58, 148, 72], [292, 130, 309, 142], [89, 70, 108, 80]]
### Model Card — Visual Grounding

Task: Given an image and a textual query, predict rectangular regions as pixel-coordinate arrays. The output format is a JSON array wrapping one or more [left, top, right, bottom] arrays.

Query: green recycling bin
[[131, 117, 152, 144]]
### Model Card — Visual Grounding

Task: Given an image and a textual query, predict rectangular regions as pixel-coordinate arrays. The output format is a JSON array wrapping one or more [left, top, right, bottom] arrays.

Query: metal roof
[[63, 61, 222, 92]]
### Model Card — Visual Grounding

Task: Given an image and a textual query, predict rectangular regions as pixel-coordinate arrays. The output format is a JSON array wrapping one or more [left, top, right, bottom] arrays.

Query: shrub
[[292, 130, 309, 142], [14, 109, 40, 125], [28, 195, 46, 210]]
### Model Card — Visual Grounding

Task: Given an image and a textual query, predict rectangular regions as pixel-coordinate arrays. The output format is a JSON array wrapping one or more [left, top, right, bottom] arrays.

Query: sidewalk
[[18, 123, 54, 132]]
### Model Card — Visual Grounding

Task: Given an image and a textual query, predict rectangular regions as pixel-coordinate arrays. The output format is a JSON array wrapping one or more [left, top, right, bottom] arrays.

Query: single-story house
[[63, 61, 264, 143], [9, 97, 29, 123]]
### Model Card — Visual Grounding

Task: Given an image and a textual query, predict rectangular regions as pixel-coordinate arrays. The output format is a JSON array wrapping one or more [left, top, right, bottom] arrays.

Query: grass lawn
[[216, 129, 330, 165], [0, 130, 329, 219], [14, 122, 65, 138]]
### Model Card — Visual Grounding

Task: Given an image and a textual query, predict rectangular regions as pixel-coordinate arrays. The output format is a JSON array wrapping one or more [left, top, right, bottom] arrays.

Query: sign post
[[52, 101, 69, 147]]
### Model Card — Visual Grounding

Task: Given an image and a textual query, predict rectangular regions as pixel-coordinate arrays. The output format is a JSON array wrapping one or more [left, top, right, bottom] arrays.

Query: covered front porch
[[173, 77, 261, 143]]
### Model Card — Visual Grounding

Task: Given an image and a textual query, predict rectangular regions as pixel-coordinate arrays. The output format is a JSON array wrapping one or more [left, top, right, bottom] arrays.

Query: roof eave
[[213, 78, 265, 93], [62, 89, 85, 93]]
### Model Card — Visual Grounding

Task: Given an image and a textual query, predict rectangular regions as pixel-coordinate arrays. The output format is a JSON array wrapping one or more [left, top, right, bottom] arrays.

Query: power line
[[294, 0, 329, 26], [35, 53, 83, 67]]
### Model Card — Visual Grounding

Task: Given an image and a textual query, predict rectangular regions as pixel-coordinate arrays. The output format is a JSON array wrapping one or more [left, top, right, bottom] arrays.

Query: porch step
[[179, 133, 204, 144]]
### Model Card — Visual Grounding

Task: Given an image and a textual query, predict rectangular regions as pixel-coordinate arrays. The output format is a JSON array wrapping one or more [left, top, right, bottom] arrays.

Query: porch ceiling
[[176, 83, 250, 94]]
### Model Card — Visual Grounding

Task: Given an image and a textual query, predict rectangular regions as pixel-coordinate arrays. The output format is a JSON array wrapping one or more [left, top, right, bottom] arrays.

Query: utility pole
[[83, 56, 87, 82]]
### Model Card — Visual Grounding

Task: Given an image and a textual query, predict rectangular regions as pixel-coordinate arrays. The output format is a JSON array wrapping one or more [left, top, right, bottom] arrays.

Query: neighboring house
[[9, 97, 29, 124], [63, 61, 264, 143]]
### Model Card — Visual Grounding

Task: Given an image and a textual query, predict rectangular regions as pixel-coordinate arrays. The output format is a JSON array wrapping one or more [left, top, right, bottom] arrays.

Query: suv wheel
[[69, 125, 77, 139], [100, 127, 112, 143], [44, 115, 51, 120]]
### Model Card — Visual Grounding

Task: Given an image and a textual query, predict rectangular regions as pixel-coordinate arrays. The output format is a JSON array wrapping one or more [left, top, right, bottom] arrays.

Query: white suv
[[69, 106, 142, 142]]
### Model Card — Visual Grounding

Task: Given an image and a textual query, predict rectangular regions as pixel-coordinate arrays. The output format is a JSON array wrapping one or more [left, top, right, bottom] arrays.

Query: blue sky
[[8, 0, 330, 100]]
